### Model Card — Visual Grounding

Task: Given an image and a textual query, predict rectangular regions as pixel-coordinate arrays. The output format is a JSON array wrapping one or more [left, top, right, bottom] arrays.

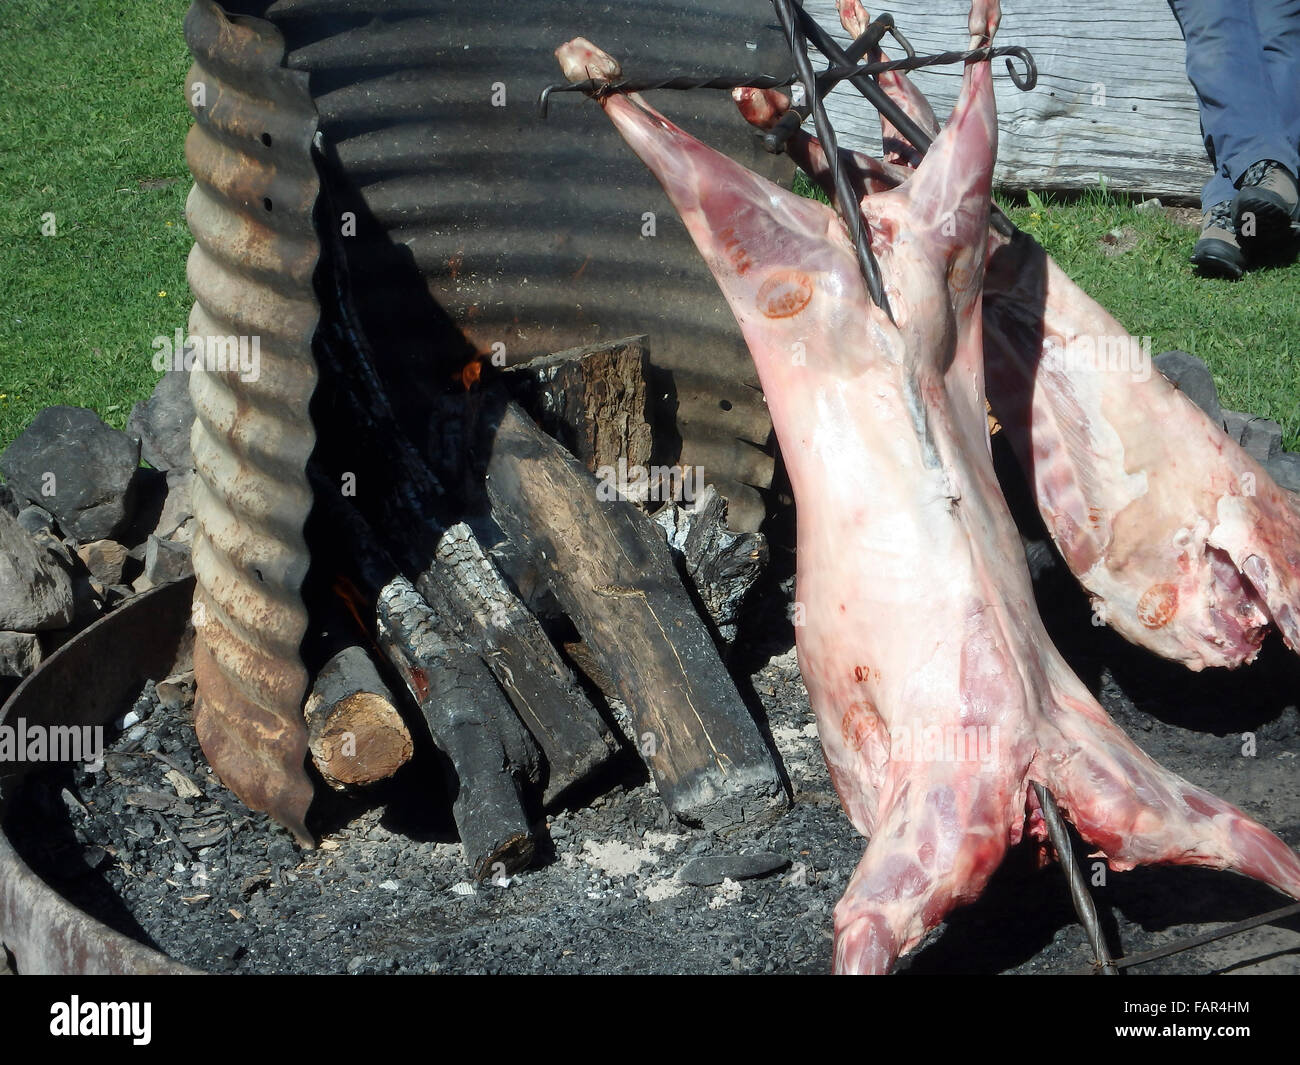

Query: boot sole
[[1191, 237, 1244, 279], [1234, 189, 1299, 252]]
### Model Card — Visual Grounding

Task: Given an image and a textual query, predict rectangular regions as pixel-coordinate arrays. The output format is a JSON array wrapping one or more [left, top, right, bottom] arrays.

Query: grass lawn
[[0, 3, 1295, 455], [0, 0, 193, 452]]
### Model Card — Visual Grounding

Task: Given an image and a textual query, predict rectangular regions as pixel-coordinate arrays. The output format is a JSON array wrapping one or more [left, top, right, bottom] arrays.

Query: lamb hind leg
[[1037, 682, 1300, 898], [833, 767, 1013, 974]]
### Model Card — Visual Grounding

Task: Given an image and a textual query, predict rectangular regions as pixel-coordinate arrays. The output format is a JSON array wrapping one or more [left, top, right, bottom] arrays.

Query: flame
[[460, 358, 483, 390], [331, 574, 369, 635]]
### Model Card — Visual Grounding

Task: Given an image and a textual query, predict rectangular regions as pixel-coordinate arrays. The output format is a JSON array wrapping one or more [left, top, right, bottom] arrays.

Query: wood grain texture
[[804, 1, 1208, 200], [486, 403, 786, 832]]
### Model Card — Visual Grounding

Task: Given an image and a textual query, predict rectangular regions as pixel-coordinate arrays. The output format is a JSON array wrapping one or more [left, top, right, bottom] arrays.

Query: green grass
[[0, 0, 193, 451], [796, 171, 1298, 450], [0, 4, 1295, 457]]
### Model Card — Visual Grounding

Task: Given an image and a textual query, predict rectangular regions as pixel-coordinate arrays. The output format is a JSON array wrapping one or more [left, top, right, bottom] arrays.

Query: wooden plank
[[485, 402, 786, 832], [804, 0, 1208, 201]]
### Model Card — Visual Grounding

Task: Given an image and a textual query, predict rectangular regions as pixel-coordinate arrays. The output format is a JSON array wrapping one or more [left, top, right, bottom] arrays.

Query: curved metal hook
[[886, 20, 916, 60], [1002, 46, 1037, 90]]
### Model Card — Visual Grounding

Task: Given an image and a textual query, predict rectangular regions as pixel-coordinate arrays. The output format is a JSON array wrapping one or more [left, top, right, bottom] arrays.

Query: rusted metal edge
[[0, 580, 201, 975], [184, 0, 321, 845]]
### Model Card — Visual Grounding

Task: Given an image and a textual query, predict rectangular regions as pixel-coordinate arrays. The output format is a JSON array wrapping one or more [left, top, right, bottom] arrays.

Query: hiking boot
[[1190, 201, 1244, 279], [1233, 159, 1299, 253]]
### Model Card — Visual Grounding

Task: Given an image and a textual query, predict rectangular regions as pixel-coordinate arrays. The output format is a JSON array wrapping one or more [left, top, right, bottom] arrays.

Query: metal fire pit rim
[[0, 578, 204, 976]]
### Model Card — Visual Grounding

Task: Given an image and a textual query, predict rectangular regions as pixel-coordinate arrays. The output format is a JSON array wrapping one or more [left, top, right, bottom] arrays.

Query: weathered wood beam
[[485, 402, 786, 832], [501, 335, 654, 475]]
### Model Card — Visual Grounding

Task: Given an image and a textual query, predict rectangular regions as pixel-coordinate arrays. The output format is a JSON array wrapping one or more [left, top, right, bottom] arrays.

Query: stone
[[0, 631, 42, 678], [1265, 452, 1300, 495], [104, 583, 135, 606], [15, 505, 54, 536], [678, 853, 791, 887], [0, 483, 17, 518], [142, 535, 192, 587], [1222, 409, 1251, 444], [1154, 351, 1221, 426], [1241, 417, 1284, 464], [0, 508, 74, 631], [76, 539, 129, 586], [153, 468, 195, 540], [168, 516, 196, 546], [127, 369, 195, 472], [0, 406, 141, 542]]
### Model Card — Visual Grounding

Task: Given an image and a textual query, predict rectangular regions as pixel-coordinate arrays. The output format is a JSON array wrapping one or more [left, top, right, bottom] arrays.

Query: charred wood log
[[500, 335, 654, 475], [653, 484, 768, 644], [418, 523, 619, 805], [304, 646, 413, 791], [485, 402, 786, 832], [377, 576, 538, 879]]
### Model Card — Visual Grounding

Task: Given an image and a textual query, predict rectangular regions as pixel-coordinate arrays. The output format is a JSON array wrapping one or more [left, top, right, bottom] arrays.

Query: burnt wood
[[485, 402, 786, 832], [653, 484, 768, 644], [377, 576, 538, 880], [418, 523, 619, 805], [501, 335, 654, 475]]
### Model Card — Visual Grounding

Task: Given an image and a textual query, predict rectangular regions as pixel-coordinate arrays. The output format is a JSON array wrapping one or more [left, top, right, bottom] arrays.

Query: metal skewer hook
[[1033, 781, 1120, 975]]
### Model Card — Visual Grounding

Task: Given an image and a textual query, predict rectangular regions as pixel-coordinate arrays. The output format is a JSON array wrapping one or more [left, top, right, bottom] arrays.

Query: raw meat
[[736, 28, 1300, 672], [556, 18, 1300, 974]]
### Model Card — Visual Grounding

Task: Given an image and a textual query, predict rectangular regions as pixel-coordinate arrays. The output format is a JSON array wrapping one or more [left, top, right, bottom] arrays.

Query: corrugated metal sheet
[[185, 0, 320, 844], [263, 0, 793, 529]]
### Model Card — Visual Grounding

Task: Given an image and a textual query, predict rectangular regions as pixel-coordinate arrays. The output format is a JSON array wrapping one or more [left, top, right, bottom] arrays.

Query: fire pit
[[1, 0, 1299, 977]]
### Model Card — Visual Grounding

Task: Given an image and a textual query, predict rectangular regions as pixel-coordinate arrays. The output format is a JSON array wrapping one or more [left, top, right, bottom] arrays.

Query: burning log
[[501, 335, 654, 475], [376, 576, 537, 879], [303, 646, 413, 791], [418, 523, 618, 804], [485, 402, 785, 832]]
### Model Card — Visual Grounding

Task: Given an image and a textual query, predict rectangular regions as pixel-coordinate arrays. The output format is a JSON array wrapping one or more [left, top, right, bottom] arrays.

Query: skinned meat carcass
[[555, 13, 1300, 974], [737, 4, 1300, 671]]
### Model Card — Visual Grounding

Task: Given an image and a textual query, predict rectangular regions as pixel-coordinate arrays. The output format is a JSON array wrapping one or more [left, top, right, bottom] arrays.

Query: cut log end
[[303, 646, 414, 790], [307, 691, 414, 790]]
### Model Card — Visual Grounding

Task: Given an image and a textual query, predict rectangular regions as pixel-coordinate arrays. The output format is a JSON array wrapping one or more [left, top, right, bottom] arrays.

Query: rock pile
[[0, 370, 197, 697]]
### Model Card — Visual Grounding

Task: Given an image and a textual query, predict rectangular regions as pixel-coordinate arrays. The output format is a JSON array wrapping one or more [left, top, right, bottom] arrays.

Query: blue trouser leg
[[1256, 0, 1300, 173], [1168, 0, 1300, 210]]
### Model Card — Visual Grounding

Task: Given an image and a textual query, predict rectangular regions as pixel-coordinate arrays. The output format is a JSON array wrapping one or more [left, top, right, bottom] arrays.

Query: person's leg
[[1254, 0, 1300, 177], [1168, 0, 1276, 209]]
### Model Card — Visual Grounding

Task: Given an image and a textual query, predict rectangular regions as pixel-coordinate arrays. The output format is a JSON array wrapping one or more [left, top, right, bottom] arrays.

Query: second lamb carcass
[[555, 13, 1300, 974], [741, 3, 1300, 671]]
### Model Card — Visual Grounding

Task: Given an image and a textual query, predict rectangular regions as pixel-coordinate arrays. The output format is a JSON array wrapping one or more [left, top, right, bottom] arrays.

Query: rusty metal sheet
[[262, 0, 793, 529], [0, 580, 200, 975], [184, 0, 320, 844]]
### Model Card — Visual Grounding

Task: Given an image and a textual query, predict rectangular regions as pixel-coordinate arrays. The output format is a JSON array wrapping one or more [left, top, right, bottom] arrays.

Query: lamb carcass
[[737, 6, 1300, 671], [555, 14, 1300, 974]]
